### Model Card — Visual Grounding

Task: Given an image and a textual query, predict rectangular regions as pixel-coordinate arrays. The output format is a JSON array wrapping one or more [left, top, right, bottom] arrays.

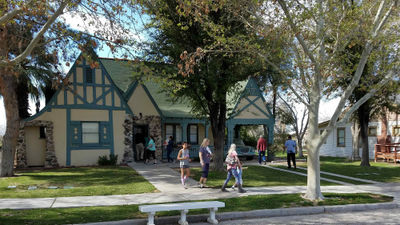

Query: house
[[318, 112, 400, 159], [15, 53, 274, 167]]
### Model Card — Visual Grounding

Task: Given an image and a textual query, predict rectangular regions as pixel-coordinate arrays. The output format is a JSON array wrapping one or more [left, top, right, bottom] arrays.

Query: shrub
[[98, 154, 118, 166]]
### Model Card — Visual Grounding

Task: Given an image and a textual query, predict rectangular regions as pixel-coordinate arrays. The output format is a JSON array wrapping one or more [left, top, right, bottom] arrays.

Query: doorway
[[133, 125, 149, 161]]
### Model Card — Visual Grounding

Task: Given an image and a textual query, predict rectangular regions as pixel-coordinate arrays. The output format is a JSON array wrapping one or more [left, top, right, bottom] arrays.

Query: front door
[[133, 125, 148, 161]]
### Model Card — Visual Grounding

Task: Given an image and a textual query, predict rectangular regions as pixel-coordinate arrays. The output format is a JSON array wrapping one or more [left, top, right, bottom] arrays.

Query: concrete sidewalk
[[1, 162, 399, 210]]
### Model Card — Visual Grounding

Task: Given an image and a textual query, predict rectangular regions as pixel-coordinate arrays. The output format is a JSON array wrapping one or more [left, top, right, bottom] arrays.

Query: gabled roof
[[99, 57, 271, 119]]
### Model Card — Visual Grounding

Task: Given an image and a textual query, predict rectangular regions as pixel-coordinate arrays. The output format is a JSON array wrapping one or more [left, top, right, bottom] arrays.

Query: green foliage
[[238, 126, 258, 147], [97, 154, 118, 166]]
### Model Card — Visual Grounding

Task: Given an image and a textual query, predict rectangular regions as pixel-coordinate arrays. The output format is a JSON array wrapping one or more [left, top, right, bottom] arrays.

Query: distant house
[[318, 112, 400, 158], [15, 53, 274, 167]]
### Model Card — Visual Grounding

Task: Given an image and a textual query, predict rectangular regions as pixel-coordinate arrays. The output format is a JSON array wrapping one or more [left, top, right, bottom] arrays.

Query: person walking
[[166, 136, 174, 163], [177, 142, 191, 188], [285, 135, 297, 169], [221, 144, 246, 193], [146, 136, 157, 164], [199, 138, 212, 188], [257, 135, 267, 165]]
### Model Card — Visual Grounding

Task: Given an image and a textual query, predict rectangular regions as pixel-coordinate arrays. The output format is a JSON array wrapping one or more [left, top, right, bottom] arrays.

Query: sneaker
[[231, 185, 235, 190], [200, 183, 204, 189]]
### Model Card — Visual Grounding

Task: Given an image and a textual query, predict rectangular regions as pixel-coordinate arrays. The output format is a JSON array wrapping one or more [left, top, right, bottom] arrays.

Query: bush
[[98, 154, 118, 166]]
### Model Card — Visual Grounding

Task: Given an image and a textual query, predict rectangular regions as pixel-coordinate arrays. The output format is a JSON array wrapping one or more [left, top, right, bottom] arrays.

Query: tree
[[191, 0, 400, 200], [0, 0, 135, 177], [277, 92, 309, 158], [260, 0, 400, 200], [138, 0, 263, 170]]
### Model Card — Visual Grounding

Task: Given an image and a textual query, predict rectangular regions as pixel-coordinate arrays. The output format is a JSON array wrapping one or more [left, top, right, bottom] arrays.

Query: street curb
[[76, 202, 398, 225]]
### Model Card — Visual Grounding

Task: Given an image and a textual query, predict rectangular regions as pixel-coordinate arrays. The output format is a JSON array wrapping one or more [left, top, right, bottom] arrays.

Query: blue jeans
[[223, 168, 241, 186], [258, 150, 266, 164]]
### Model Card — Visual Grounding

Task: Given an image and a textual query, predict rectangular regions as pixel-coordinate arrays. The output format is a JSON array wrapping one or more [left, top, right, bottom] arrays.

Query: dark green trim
[[124, 81, 138, 99], [141, 84, 164, 118], [66, 108, 71, 166]]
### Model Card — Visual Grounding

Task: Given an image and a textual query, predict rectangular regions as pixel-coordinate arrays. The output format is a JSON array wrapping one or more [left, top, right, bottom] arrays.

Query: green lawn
[[0, 166, 156, 198], [272, 165, 368, 185], [0, 193, 391, 225], [294, 157, 400, 183], [189, 165, 337, 188]]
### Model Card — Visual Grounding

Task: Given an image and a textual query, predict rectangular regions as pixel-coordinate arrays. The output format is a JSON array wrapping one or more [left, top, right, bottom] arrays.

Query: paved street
[[193, 208, 400, 225]]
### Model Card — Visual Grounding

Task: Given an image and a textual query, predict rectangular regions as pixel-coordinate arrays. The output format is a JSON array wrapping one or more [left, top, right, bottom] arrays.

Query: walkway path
[[0, 162, 399, 210]]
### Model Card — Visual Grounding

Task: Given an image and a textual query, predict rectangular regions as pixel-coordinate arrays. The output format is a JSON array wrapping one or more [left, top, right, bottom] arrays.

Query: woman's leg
[[180, 168, 185, 185], [223, 170, 232, 187]]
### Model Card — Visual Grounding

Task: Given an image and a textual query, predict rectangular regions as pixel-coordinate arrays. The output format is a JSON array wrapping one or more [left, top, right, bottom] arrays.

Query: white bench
[[139, 201, 225, 225]]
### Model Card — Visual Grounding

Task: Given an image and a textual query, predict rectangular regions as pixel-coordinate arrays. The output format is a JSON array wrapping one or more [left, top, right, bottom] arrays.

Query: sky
[[0, 6, 342, 136]]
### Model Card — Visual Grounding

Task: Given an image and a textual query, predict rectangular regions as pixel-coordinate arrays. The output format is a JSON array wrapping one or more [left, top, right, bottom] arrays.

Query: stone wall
[[16, 120, 59, 168], [124, 115, 163, 161]]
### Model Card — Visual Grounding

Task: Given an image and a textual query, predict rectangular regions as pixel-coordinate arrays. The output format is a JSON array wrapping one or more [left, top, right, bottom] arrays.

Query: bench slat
[[139, 201, 225, 213]]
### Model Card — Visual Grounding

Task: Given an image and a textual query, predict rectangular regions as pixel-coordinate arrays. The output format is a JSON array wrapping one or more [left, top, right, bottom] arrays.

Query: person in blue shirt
[[284, 135, 297, 169], [146, 136, 157, 164]]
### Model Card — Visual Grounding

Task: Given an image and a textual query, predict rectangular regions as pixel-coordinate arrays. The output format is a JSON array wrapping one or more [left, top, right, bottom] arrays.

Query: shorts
[[201, 163, 210, 178], [180, 165, 190, 169]]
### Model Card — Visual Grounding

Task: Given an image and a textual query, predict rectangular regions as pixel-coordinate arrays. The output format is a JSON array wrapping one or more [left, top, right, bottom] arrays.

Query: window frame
[[84, 67, 94, 84], [165, 124, 182, 144], [392, 126, 400, 137], [188, 124, 198, 145], [337, 127, 346, 147], [81, 122, 100, 144], [368, 126, 378, 137]]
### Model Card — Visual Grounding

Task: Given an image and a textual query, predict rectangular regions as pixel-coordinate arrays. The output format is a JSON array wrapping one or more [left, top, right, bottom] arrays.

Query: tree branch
[[258, 52, 310, 107], [337, 69, 396, 126], [0, 1, 70, 67], [327, 1, 395, 129]]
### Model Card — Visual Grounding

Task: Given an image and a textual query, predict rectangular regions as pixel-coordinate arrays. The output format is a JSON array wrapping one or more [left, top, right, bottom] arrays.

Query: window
[[85, 67, 93, 83], [337, 128, 346, 147], [393, 126, 400, 136], [165, 124, 182, 144], [188, 124, 198, 144], [39, 126, 46, 139], [368, 126, 378, 136], [319, 130, 326, 144], [82, 122, 99, 144]]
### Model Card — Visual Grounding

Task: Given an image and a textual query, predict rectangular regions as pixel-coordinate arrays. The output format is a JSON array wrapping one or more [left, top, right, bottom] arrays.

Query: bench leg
[[178, 209, 189, 225], [207, 207, 219, 224], [147, 212, 155, 225]]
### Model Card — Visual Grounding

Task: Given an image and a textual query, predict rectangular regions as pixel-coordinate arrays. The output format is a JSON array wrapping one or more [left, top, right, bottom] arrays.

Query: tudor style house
[[15, 54, 274, 167]]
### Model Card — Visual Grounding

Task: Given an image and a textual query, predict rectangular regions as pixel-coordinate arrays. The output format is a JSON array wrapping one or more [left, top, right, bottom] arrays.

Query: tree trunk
[[298, 138, 304, 158], [304, 95, 324, 201], [351, 120, 361, 161], [0, 74, 19, 177], [210, 102, 226, 172], [358, 105, 371, 167]]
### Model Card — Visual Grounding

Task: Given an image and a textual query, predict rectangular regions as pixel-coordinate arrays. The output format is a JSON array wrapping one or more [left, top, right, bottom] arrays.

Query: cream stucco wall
[[34, 109, 67, 166], [198, 124, 205, 142], [71, 149, 110, 166], [71, 109, 108, 121], [234, 97, 269, 119], [76, 67, 83, 83], [95, 69, 102, 84], [113, 110, 126, 164], [25, 126, 46, 166], [128, 85, 159, 116]]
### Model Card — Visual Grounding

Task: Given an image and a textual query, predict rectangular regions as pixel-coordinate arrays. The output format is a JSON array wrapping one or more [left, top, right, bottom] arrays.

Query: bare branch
[[327, 1, 395, 129], [337, 69, 396, 126], [0, 1, 70, 67], [258, 52, 310, 107], [277, 0, 321, 74]]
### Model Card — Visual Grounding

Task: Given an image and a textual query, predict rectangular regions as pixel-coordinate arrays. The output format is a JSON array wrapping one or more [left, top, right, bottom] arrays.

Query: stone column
[[123, 115, 134, 164]]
